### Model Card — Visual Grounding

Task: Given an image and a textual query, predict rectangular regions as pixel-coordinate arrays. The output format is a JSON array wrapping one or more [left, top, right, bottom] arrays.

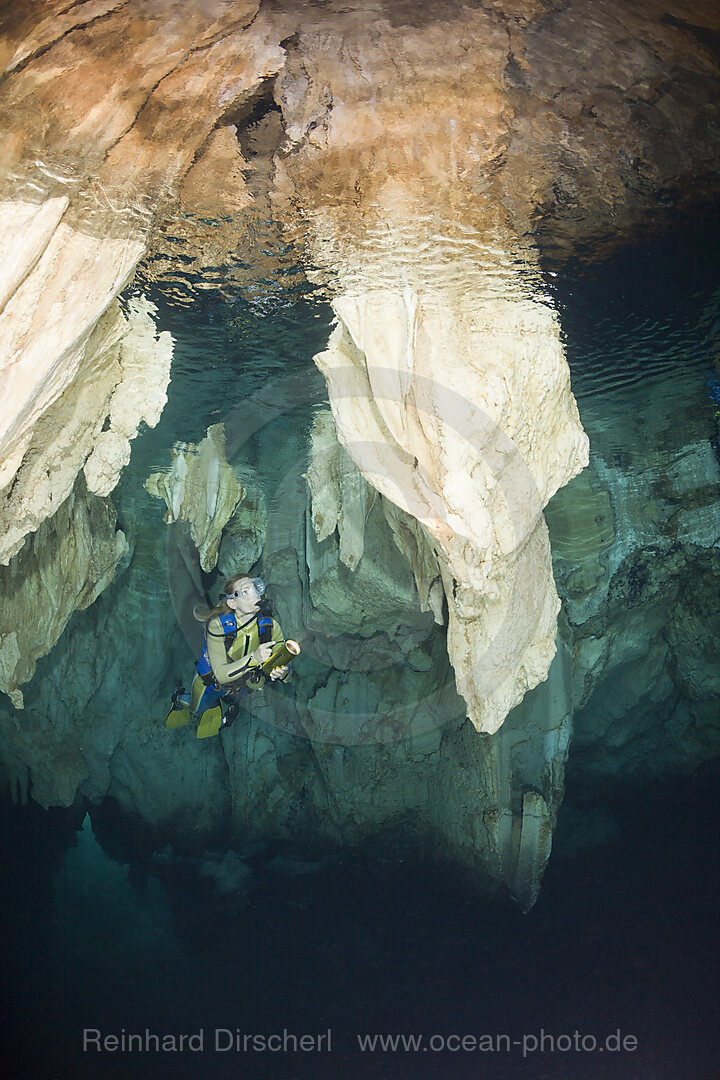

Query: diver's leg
[[190, 675, 228, 739], [171, 686, 190, 709], [220, 684, 249, 729], [166, 685, 192, 729], [189, 675, 223, 717]]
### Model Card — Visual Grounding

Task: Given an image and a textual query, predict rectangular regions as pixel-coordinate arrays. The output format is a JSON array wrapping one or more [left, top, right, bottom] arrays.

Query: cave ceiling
[[0, 0, 718, 291]]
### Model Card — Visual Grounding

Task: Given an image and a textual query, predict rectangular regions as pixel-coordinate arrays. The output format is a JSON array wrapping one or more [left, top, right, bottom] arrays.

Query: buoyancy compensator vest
[[196, 606, 275, 686]]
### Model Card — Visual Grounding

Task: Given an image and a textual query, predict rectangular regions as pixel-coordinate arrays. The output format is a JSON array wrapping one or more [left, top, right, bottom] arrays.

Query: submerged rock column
[[268, 7, 589, 732], [313, 258, 588, 733]]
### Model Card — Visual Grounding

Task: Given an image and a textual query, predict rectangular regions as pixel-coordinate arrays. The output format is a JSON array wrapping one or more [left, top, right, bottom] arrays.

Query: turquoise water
[[116, 284, 333, 478], [1, 214, 719, 1080], [110, 285, 333, 610]]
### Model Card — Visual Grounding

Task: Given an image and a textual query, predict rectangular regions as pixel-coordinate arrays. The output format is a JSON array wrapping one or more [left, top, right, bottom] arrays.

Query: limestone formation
[[303, 409, 440, 646], [145, 424, 243, 572], [0, 201, 142, 559], [2, 0, 719, 735], [546, 378, 720, 780], [0, 0, 289, 559], [0, 262, 172, 563], [0, 476, 128, 708], [265, 0, 719, 735], [305, 409, 375, 572], [216, 471, 268, 580], [0, 0, 719, 908], [84, 296, 174, 496], [313, 286, 587, 733]]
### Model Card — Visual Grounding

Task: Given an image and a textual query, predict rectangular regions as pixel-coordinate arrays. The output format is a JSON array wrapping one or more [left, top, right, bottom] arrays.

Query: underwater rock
[[305, 409, 375, 572], [568, 543, 720, 779], [303, 410, 439, 651], [0, 274, 171, 564], [265, 0, 718, 735], [84, 296, 173, 496], [1, 0, 717, 583], [0, 195, 68, 313], [0, 0, 719, 909], [428, 639, 573, 909], [0, 0, 287, 553], [216, 467, 268, 579], [313, 287, 588, 734], [0, 0, 717, 546], [145, 423, 243, 572], [544, 471, 615, 602], [378, 497, 446, 626], [0, 207, 145, 563], [544, 369, 720, 782], [0, 476, 128, 708], [511, 791, 554, 914]]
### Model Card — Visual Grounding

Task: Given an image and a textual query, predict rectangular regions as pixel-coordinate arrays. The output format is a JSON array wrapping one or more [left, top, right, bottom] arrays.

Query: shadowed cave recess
[[0, 1, 719, 1078]]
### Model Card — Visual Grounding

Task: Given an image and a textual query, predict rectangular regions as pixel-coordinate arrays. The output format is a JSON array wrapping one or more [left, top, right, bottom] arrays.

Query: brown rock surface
[[2, 0, 717, 273]]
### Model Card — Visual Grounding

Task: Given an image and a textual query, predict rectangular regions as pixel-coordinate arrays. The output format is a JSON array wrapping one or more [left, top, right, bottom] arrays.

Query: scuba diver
[[166, 573, 297, 739]]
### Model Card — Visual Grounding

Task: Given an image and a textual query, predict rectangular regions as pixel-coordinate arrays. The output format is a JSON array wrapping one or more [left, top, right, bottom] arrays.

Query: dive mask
[[224, 577, 266, 601]]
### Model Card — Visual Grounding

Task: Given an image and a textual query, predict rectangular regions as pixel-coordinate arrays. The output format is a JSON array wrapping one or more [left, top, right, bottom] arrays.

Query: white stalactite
[[314, 267, 588, 733]]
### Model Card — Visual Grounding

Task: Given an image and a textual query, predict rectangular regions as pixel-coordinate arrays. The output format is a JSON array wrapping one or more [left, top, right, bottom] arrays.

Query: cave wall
[[0, 0, 719, 906]]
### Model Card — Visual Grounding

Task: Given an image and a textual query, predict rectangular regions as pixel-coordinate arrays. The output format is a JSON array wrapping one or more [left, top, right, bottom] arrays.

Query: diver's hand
[[251, 642, 275, 665], [269, 665, 288, 681]]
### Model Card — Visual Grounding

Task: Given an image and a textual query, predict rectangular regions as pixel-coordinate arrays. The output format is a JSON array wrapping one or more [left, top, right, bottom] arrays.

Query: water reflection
[[131, 192, 566, 319]]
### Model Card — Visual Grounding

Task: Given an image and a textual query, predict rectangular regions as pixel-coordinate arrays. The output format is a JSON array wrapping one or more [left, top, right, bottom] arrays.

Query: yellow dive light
[[259, 639, 300, 675]]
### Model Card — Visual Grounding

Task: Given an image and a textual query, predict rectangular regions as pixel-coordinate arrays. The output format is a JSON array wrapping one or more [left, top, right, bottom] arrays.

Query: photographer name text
[[83, 1028, 332, 1053]]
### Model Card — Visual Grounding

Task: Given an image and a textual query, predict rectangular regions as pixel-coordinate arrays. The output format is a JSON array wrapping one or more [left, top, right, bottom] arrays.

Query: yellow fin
[[166, 707, 191, 729], [196, 705, 223, 739]]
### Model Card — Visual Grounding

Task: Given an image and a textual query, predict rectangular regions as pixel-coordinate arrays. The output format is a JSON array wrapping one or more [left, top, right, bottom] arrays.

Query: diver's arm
[[205, 617, 261, 685]]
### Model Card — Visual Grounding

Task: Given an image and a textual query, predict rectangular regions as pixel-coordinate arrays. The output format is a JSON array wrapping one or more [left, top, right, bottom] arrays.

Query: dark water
[[554, 211, 720, 404], [1, 765, 719, 1080], [2, 214, 720, 1080]]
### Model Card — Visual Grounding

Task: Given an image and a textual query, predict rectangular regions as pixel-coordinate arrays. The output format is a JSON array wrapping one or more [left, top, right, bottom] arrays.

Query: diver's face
[[226, 578, 262, 616]]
